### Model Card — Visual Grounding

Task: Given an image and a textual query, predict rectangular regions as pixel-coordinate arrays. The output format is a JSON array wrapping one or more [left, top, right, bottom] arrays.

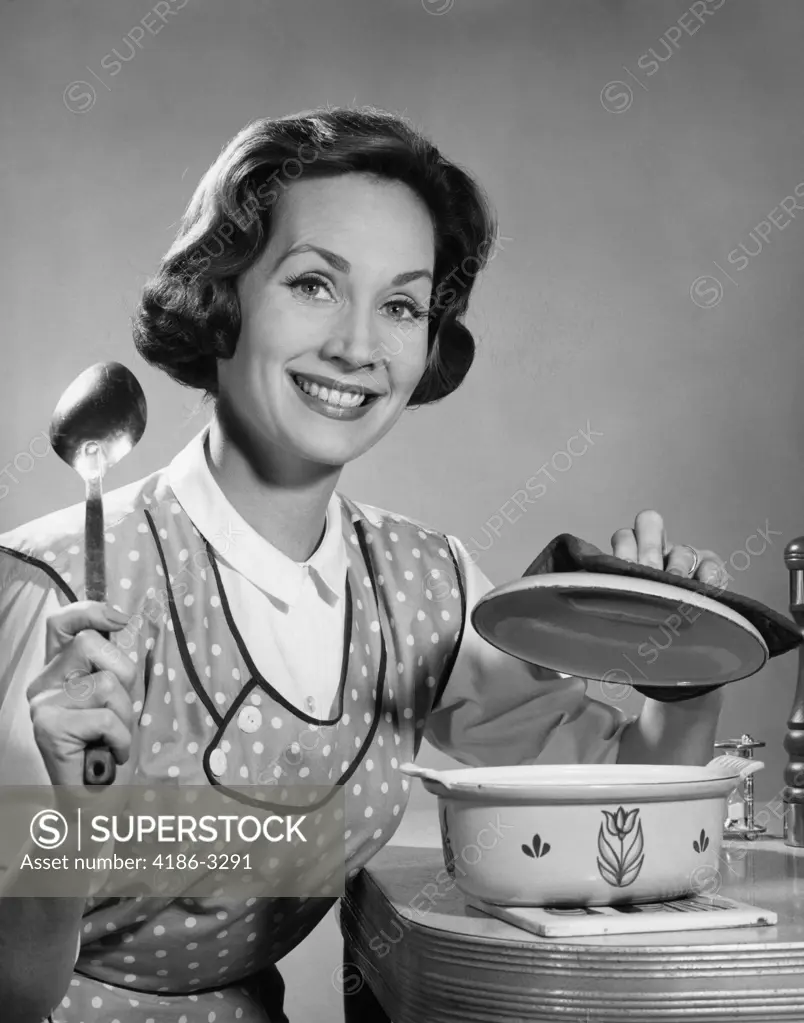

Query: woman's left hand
[[611, 509, 725, 587]]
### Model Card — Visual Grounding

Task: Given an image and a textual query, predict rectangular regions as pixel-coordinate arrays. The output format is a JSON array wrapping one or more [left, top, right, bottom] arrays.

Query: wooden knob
[[783, 536, 804, 845], [785, 537, 804, 570]]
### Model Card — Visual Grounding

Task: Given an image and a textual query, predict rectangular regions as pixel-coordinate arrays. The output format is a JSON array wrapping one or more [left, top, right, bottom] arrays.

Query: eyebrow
[[274, 243, 433, 286]]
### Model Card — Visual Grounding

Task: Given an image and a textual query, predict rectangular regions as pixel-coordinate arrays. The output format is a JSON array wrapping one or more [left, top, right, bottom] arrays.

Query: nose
[[319, 301, 387, 374]]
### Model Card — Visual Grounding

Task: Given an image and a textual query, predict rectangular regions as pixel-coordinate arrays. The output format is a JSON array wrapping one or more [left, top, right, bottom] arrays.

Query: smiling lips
[[291, 372, 382, 410]]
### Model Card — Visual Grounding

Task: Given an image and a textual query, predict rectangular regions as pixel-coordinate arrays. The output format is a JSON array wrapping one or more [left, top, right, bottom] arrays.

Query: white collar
[[167, 427, 347, 609]]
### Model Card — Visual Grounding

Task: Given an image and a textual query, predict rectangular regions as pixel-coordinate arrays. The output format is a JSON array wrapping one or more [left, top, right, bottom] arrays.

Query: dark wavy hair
[[132, 106, 498, 405]]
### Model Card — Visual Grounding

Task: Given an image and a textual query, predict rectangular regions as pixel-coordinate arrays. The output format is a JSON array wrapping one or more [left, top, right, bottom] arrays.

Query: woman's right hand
[[26, 602, 138, 788]]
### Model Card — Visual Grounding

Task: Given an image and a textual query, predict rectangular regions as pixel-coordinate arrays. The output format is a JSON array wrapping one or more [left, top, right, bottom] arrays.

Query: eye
[[284, 273, 336, 302], [383, 297, 428, 323]]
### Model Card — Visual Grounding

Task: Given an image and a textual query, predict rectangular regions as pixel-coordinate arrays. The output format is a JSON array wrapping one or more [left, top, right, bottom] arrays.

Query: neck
[[205, 410, 342, 563]]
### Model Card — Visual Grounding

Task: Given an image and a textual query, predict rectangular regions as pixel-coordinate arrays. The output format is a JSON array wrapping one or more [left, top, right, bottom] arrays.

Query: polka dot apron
[[2, 471, 465, 1022]]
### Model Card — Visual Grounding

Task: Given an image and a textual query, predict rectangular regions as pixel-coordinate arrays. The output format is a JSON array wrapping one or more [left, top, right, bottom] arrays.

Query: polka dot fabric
[[0, 474, 463, 1021]]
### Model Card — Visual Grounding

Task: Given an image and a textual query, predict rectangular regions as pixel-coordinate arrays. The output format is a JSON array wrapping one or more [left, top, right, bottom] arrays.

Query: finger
[[611, 528, 638, 563], [70, 631, 137, 689], [694, 550, 727, 587], [30, 630, 137, 701], [634, 509, 665, 569], [33, 705, 133, 766], [665, 544, 698, 577], [46, 601, 131, 661], [58, 668, 135, 733]]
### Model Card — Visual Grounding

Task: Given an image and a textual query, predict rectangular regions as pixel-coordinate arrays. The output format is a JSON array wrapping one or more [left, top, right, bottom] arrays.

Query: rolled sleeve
[[0, 556, 60, 788], [424, 536, 637, 767], [0, 556, 64, 898]]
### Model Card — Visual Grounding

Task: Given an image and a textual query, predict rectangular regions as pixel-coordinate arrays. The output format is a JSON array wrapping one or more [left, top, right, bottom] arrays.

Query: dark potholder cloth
[[522, 534, 802, 702]]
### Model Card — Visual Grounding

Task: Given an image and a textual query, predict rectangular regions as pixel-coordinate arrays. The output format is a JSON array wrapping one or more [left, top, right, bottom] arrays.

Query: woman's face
[[218, 172, 435, 471]]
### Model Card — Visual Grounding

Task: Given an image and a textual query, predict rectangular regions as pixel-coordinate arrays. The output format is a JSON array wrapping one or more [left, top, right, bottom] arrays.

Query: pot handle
[[707, 753, 765, 780], [399, 762, 447, 786]]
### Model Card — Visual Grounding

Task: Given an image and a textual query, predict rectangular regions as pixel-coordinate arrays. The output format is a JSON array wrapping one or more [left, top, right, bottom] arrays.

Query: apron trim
[[200, 518, 388, 813], [206, 539, 353, 727], [431, 539, 467, 711], [145, 509, 223, 726], [337, 518, 388, 787], [0, 544, 79, 603]]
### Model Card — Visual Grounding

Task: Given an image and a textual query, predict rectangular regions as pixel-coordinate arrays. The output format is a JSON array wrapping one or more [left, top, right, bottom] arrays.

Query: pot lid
[[470, 572, 768, 689]]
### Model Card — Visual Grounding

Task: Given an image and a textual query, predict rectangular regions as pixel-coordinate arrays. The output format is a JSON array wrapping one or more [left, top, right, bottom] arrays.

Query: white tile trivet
[[465, 894, 778, 938]]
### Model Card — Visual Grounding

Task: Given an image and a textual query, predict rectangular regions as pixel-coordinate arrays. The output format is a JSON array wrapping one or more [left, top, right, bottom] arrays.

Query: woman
[[0, 107, 726, 1022]]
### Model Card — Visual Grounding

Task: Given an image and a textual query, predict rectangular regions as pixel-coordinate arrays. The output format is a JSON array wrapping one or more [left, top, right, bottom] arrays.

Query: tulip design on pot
[[597, 806, 645, 888]]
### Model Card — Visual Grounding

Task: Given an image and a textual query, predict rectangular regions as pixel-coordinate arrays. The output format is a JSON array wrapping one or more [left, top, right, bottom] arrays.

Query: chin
[[281, 402, 399, 466], [292, 435, 375, 467]]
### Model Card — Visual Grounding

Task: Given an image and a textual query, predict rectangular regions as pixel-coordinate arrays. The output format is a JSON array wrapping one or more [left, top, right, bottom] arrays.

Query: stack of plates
[[339, 844, 804, 1023]]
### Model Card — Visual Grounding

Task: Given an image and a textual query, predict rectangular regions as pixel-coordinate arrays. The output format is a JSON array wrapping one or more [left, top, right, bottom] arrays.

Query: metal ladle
[[50, 362, 147, 786]]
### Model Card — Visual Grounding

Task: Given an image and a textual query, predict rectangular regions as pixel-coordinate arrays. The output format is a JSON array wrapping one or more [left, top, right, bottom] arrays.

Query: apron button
[[209, 748, 227, 776], [238, 705, 262, 733]]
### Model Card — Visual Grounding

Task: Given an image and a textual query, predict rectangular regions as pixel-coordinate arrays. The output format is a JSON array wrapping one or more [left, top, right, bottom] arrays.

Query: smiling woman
[[0, 105, 722, 1023], [133, 108, 492, 404], [215, 174, 436, 468]]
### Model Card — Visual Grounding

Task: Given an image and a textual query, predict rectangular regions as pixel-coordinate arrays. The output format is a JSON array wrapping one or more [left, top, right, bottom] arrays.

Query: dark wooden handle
[[84, 745, 117, 786], [83, 477, 116, 787]]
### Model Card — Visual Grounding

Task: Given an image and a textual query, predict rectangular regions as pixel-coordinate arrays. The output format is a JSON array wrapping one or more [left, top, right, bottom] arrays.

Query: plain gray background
[[3, 0, 804, 1018]]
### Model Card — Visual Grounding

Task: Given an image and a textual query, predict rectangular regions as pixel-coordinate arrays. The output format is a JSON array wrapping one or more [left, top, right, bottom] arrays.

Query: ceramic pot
[[403, 761, 759, 907]]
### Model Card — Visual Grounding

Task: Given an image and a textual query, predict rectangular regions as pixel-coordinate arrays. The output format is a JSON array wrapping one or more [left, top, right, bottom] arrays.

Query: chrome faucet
[[714, 735, 766, 839]]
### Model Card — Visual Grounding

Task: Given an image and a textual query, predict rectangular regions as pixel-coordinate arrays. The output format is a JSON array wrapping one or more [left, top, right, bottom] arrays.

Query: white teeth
[[294, 376, 366, 408]]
